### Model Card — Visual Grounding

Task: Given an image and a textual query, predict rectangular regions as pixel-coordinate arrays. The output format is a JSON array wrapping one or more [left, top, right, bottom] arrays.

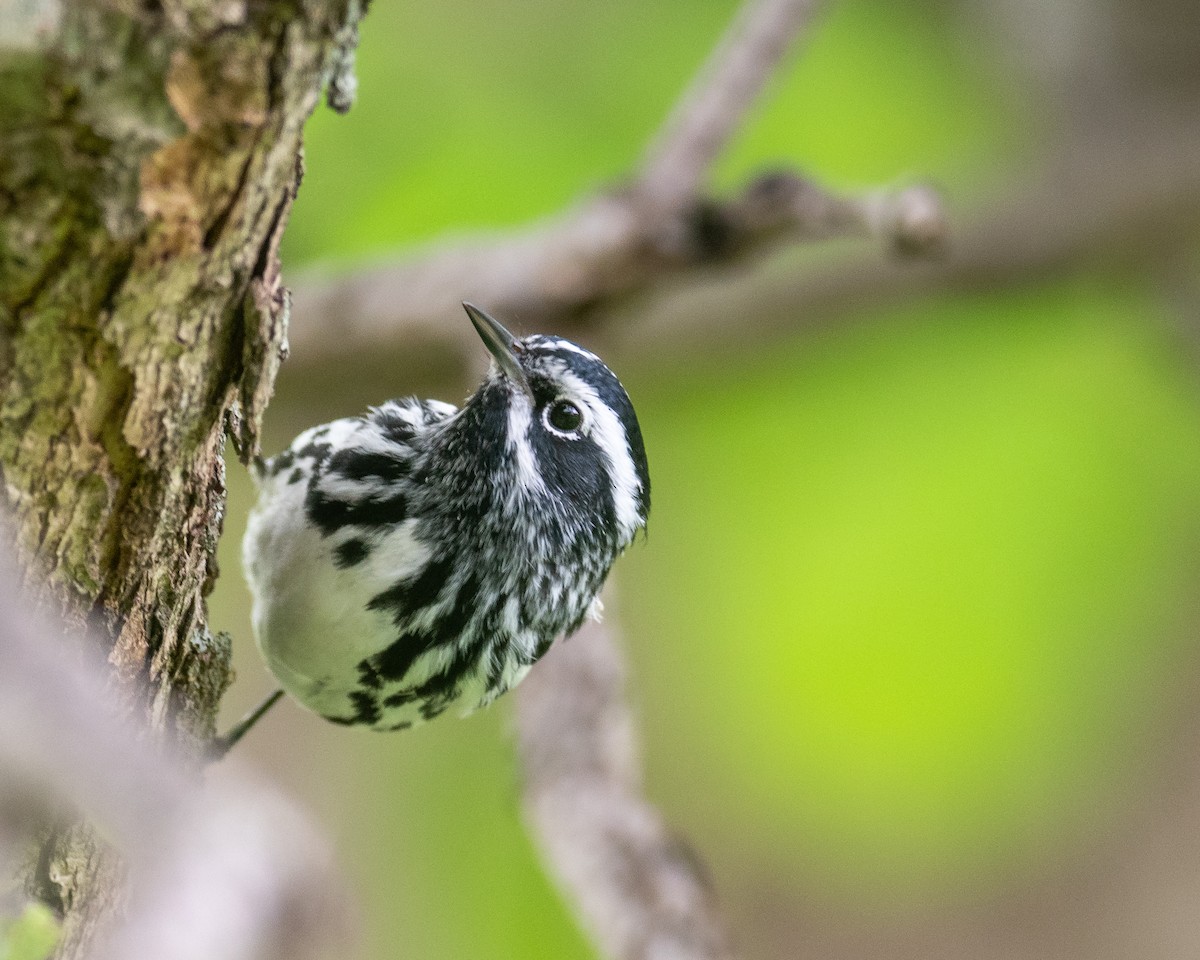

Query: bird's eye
[[545, 399, 583, 434]]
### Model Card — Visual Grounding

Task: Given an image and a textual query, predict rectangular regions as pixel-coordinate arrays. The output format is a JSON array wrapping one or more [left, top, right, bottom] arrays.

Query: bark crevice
[[0, 2, 366, 956]]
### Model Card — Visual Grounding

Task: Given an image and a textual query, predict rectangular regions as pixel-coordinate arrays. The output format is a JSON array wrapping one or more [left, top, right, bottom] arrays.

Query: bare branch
[[515, 613, 734, 960], [637, 0, 822, 210], [286, 103, 1200, 379], [287, 174, 944, 362], [0, 544, 350, 960], [617, 105, 1200, 364], [284, 0, 940, 362]]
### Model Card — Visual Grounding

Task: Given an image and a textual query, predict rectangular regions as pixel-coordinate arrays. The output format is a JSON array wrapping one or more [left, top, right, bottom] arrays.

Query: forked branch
[[286, 0, 945, 361]]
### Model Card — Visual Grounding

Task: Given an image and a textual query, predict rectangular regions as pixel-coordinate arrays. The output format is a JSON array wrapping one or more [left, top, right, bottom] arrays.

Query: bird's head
[[462, 302, 650, 544]]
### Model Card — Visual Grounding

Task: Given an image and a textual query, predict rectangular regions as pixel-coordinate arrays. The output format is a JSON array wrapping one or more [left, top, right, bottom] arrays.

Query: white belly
[[242, 468, 432, 718]]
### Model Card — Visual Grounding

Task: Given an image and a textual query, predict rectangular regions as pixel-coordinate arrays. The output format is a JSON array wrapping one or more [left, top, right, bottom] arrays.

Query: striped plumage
[[242, 305, 650, 731]]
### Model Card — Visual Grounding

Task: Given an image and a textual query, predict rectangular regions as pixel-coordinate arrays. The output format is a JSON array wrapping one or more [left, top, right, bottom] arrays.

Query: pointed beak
[[463, 302, 533, 398]]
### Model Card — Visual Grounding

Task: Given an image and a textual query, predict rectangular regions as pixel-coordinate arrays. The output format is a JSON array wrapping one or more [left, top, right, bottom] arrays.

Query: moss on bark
[[0, 1, 366, 955]]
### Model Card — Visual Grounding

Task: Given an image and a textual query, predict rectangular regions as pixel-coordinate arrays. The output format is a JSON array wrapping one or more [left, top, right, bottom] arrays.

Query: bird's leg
[[207, 688, 285, 762]]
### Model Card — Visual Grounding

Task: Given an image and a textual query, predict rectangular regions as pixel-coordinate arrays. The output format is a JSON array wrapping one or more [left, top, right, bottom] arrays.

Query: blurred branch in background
[[286, 0, 947, 364], [516, 612, 734, 960], [637, 0, 819, 209], [621, 104, 1200, 361], [288, 172, 944, 363], [0, 544, 350, 960], [287, 101, 1200, 376]]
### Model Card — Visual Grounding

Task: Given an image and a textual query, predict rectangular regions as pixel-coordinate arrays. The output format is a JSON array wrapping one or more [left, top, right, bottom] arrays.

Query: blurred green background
[[209, 0, 1200, 956]]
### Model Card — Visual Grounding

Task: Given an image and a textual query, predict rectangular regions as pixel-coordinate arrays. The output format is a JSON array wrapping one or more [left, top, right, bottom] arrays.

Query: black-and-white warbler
[[227, 304, 649, 747]]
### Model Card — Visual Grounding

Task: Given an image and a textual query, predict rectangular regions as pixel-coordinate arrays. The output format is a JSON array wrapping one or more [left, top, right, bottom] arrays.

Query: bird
[[218, 303, 650, 753]]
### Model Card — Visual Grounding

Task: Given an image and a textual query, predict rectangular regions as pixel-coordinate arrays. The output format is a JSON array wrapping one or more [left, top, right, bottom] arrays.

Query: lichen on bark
[[0, 1, 367, 955]]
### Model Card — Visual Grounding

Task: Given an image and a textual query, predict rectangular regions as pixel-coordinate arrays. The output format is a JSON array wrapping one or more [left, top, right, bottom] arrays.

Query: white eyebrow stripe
[[527, 338, 601, 363], [556, 370, 643, 538]]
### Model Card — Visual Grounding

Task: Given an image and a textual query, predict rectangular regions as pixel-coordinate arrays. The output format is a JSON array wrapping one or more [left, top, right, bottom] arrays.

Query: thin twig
[[617, 106, 1200, 363], [638, 0, 822, 209]]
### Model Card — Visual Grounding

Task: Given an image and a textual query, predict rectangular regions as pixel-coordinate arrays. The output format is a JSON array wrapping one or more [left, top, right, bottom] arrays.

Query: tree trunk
[[0, 1, 364, 955]]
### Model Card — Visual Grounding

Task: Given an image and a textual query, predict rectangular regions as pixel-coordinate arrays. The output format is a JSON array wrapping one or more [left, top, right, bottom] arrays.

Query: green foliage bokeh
[[622, 277, 1200, 899], [210, 0, 1200, 956], [0, 904, 59, 960]]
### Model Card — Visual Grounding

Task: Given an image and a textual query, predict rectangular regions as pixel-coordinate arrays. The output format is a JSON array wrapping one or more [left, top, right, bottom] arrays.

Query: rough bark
[[0, 1, 365, 956]]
